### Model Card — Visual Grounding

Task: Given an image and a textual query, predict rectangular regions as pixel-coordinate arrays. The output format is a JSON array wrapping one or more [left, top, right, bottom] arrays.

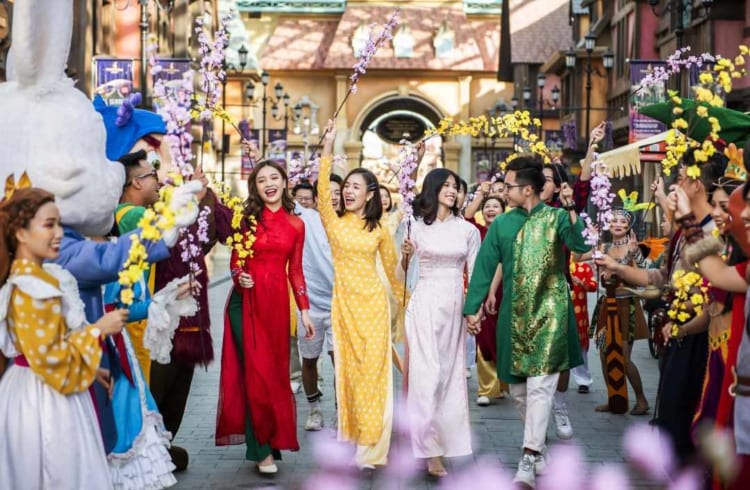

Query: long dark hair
[[0, 188, 56, 286], [343, 168, 382, 232], [244, 160, 296, 223], [413, 168, 460, 225], [379, 185, 393, 212]]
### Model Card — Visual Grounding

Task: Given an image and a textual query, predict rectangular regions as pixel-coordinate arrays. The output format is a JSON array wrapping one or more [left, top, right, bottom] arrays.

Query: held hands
[[322, 119, 336, 157], [465, 308, 483, 335], [238, 272, 254, 289], [479, 181, 491, 195], [176, 271, 202, 300], [300, 310, 316, 340], [96, 308, 129, 337]]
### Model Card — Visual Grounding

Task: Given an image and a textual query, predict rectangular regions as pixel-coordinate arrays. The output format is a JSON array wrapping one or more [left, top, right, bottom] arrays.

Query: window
[[433, 21, 455, 59], [352, 22, 369, 58], [393, 25, 415, 58]]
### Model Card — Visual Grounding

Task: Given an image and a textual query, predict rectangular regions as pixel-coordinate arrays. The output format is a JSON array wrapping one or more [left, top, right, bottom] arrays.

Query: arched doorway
[[356, 95, 445, 192]]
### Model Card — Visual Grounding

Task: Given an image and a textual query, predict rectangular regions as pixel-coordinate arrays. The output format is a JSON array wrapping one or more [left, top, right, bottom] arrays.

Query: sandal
[[427, 458, 448, 478], [595, 403, 611, 412], [630, 404, 650, 416]]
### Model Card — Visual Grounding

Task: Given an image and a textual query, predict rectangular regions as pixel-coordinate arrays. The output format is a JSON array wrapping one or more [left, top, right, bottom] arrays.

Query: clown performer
[[0, 0, 202, 455]]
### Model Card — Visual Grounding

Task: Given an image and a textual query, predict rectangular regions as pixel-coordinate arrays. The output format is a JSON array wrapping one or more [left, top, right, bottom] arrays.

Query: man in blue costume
[[51, 96, 200, 454]]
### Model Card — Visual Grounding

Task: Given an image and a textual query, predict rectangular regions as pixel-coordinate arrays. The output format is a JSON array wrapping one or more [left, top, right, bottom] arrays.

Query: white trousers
[[510, 373, 560, 453]]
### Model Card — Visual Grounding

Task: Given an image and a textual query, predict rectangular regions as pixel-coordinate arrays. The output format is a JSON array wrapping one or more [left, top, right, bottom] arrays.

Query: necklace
[[612, 237, 629, 247]]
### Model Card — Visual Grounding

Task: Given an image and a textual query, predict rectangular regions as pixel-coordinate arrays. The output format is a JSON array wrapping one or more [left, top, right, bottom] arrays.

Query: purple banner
[[241, 125, 260, 179], [92, 58, 134, 106], [151, 58, 192, 110], [629, 60, 667, 159], [544, 130, 564, 158], [267, 129, 288, 168]]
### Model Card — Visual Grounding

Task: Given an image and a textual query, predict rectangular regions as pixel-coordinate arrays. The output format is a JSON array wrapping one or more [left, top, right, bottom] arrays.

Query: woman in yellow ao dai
[[317, 125, 405, 468]]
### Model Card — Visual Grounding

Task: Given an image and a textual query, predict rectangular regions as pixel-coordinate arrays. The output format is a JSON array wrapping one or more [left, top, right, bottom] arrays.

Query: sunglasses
[[125, 169, 158, 187]]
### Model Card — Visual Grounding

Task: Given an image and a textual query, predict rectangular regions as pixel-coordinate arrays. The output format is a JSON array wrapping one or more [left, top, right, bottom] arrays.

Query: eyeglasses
[[125, 169, 158, 187], [504, 183, 526, 190]]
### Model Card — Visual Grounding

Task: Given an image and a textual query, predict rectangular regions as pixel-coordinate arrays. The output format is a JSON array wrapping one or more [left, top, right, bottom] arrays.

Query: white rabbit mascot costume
[[0, 1, 200, 484]]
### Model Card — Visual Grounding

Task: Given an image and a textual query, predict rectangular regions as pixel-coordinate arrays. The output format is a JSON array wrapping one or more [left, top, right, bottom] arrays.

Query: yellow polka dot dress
[[317, 157, 405, 466], [0, 259, 112, 488]]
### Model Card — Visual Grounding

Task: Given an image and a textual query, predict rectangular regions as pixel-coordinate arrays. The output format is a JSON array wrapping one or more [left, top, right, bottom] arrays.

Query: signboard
[[544, 130, 564, 158], [151, 58, 192, 110], [267, 129, 288, 168], [630, 60, 667, 160], [93, 58, 134, 106]]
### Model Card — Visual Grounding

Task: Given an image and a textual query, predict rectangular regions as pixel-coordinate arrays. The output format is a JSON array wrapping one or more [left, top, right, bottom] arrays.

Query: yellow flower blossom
[[696, 106, 708, 118]]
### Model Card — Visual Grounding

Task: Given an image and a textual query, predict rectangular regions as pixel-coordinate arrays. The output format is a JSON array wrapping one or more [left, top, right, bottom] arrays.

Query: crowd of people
[[2, 104, 750, 489]]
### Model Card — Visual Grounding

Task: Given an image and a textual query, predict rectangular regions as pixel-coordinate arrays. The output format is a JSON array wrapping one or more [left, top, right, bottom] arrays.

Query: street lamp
[[536, 72, 546, 136], [293, 103, 320, 164], [271, 91, 292, 132], [246, 71, 288, 158], [551, 85, 561, 107], [565, 35, 614, 148], [647, 0, 713, 51], [522, 84, 532, 108], [219, 45, 249, 180], [511, 96, 519, 111]]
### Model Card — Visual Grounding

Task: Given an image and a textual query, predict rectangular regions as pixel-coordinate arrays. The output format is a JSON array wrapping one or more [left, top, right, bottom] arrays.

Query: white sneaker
[[553, 407, 573, 440], [290, 381, 302, 394], [304, 408, 323, 431], [513, 454, 536, 487], [476, 395, 490, 406], [533, 453, 546, 475]]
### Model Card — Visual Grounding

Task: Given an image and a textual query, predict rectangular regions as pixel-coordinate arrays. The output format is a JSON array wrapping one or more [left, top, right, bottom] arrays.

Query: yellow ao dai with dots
[[317, 156, 405, 466]]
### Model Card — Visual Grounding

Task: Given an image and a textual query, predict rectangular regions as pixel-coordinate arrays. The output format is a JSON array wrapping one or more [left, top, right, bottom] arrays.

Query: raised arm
[[464, 182, 489, 220], [317, 120, 339, 230]]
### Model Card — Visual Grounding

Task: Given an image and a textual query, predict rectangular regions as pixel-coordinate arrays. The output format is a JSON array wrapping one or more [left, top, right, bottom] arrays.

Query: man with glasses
[[292, 181, 316, 209], [464, 157, 590, 488]]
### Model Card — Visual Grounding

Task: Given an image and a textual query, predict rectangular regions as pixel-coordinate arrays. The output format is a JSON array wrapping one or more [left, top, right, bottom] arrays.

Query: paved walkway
[[172, 276, 662, 489]]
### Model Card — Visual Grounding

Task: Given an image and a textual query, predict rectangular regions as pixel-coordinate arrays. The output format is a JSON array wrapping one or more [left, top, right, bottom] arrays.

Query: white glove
[[161, 180, 203, 247]]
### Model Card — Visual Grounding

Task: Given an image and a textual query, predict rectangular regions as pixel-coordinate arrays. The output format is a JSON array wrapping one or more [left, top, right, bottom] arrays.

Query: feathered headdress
[[2, 172, 32, 203], [617, 189, 655, 213]]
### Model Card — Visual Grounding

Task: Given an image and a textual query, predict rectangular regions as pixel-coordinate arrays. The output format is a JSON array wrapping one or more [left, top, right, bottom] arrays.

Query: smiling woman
[[216, 160, 316, 474]]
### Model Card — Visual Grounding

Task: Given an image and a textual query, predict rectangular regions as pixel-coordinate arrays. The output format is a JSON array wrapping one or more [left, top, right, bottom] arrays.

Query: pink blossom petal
[[623, 423, 675, 482]]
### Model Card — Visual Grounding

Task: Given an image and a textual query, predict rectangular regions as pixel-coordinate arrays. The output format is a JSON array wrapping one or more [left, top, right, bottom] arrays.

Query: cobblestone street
[[171, 270, 661, 489]]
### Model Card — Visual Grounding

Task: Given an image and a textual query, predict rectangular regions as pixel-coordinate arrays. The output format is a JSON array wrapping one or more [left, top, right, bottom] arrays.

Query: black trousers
[[150, 356, 195, 438]]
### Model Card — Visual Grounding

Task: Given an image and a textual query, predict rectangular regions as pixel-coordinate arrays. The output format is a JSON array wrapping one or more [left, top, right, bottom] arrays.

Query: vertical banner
[[241, 125, 260, 179], [151, 58, 192, 111], [267, 129, 288, 168], [630, 60, 667, 160], [544, 130, 564, 159], [92, 58, 134, 106]]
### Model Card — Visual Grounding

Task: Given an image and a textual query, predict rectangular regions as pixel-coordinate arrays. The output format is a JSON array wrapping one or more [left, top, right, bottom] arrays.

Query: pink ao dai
[[400, 215, 480, 458]]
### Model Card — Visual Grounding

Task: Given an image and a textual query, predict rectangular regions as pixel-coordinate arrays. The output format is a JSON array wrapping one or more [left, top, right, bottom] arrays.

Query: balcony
[[236, 0, 346, 14], [464, 0, 502, 15]]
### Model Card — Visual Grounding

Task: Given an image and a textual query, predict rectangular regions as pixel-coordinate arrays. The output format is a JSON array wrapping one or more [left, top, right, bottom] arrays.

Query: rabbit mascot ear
[[0, 0, 125, 237]]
